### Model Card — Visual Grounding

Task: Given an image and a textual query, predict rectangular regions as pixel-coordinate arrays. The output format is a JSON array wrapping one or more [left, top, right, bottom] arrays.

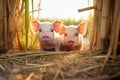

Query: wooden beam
[[78, 6, 95, 12], [29, 9, 41, 13]]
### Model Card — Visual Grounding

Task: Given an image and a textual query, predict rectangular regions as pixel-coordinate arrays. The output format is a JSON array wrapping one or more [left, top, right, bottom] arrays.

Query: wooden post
[[3, 0, 8, 52], [99, 0, 110, 50], [78, 6, 95, 12], [0, 0, 4, 52], [90, 0, 102, 50]]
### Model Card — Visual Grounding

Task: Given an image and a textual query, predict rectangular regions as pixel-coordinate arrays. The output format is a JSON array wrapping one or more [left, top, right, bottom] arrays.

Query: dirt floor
[[0, 50, 120, 80]]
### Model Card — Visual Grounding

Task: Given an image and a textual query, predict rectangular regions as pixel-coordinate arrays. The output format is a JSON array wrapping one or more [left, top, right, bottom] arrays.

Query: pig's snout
[[41, 35, 50, 41], [65, 36, 75, 45], [68, 40, 74, 44], [67, 40, 75, 45]]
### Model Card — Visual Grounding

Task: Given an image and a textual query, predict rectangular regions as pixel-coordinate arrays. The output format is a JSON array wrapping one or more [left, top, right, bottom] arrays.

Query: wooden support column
[[99, 0, 110, 50], [0, 0, 4, 52], [95, 0, 103, 50]]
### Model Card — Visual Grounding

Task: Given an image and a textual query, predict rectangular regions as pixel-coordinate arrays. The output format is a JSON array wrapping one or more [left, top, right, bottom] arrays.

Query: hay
[[0, 50, 120, 80]]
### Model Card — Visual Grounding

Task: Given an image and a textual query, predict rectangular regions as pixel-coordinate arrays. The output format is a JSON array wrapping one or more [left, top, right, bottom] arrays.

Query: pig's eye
[[51, 29, 54, 32], [39, 29, 42, 32], [75, 33, 78, 36], [64, 33, 67, 36]]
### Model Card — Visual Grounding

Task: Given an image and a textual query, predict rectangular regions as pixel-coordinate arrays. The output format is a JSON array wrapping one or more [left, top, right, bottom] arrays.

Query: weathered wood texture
[[91, 0, 120, 52], [0, 0, 24, 53], [100, 0, 120, 71], [0, 0, 15, 53], [0, 0, 4, 52]]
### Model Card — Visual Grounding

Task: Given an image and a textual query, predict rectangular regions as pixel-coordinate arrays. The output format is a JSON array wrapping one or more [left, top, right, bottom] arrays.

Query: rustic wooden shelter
[[0, 0, 119, 53], [0, 0, 120, 80]]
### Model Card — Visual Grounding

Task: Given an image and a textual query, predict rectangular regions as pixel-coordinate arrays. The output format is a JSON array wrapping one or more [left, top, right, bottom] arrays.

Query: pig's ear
[[59, 26, 65, 35], [53, 21, 63, 33], [78, 22, 87, 35], [30, 20, 40, 34]]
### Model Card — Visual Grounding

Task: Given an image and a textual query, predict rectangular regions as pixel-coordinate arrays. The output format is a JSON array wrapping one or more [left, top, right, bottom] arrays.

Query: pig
[[30, 20, 63, 51], [60, 22, 87, 51]]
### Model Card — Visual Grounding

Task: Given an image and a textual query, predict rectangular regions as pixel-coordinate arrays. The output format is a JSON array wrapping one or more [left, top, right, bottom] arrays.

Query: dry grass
[[0, 49, 120, 80]]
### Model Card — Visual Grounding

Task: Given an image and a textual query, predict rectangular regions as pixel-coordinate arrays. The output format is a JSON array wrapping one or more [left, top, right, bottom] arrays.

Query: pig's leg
[[55, 46, 60, 51], [54, 38, 60, 51], [39, 42, 44, 51]]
